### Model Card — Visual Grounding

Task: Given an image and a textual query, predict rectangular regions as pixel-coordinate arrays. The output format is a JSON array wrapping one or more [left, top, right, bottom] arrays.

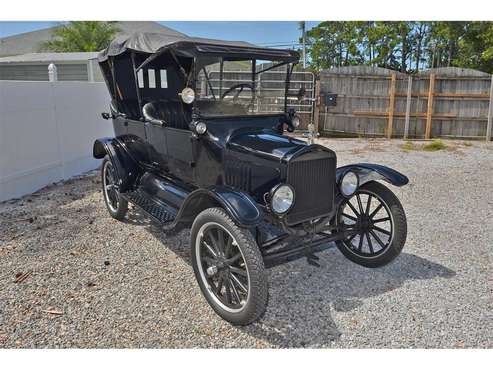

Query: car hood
[[227, 131, 307, 162]]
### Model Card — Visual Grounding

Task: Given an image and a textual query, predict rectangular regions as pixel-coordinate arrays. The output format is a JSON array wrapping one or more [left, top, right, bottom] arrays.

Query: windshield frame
[[192, 56, 296, 119]]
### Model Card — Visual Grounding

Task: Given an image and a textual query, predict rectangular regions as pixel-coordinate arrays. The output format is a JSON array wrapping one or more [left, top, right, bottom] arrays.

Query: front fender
[[93, 137, 140, 192], [336, 163, 409, 187], [176, 186, 263, 228]]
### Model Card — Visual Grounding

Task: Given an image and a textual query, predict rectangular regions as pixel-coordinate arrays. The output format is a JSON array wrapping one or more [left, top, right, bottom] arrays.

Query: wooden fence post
[[386, 73, 396, 139], [425, 73, 436, 139], [404, 75, 413, 140], [486, 75, 493, 141]]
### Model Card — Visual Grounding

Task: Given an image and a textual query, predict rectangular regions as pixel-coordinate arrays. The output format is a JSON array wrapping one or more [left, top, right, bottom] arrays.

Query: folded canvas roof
[[97, 32, 299, 63]]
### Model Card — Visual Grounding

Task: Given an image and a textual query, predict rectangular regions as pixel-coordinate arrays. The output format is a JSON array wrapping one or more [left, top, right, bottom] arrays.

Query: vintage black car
[[93, 32, 408, 325]]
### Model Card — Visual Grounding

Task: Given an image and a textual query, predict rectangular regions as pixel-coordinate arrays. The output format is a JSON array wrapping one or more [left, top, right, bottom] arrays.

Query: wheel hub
[[358, 215, 373, 230], [206, 258, 230, 276]]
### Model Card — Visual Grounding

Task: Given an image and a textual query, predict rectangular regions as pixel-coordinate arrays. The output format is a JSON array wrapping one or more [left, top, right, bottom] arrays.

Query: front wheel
[[335, 181, 407, 268], [191, 208, 268, 326]]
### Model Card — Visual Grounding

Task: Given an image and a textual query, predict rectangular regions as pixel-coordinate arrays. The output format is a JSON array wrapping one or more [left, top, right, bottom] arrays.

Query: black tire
[[191, 207, 268, 326], [101, 156, 128, 221], [335, 181, 407, 268]]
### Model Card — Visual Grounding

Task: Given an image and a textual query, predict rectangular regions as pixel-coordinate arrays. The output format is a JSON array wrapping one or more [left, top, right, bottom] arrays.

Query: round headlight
[[270, 184, 295, 214], [180, 87, 195, 104], [340, 171, 359, 197], [195, 121, 207, 135], [291, 115, 301, 128]]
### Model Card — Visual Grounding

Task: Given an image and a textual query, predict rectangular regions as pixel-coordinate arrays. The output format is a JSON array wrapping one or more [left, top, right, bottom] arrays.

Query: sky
[[0, 21, 320, 48]]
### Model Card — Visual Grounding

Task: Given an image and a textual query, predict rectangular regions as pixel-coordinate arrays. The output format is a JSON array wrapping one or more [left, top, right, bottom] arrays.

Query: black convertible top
[[98, 32, 299, 62]]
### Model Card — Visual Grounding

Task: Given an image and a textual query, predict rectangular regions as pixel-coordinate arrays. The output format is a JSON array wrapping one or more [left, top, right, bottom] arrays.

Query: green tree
[[455, 22, 493, 73], [305, 21, 366, 70], [425, 22, 468, 68], [40, 21, 119, 52], [304, 21, 493, 73]]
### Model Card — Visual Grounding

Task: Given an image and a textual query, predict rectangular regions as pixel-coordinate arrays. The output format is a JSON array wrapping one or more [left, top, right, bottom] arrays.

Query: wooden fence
[[318, 66, 493, 140]]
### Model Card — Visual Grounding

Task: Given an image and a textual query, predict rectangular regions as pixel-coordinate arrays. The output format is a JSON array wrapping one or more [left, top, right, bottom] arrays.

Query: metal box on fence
[[324, 93, 337, 107]]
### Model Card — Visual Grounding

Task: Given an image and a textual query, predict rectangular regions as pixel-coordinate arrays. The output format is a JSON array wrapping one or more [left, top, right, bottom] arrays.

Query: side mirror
[[101, 112, 111, 120]]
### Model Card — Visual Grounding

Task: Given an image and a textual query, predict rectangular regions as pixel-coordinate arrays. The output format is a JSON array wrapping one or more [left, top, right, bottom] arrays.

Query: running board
[[122, 189, 177, 225]]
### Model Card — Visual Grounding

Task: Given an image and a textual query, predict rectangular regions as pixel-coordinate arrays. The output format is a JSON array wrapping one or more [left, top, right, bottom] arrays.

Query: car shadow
[[240, 251, 456, 347], [125, 208, 456, 348]]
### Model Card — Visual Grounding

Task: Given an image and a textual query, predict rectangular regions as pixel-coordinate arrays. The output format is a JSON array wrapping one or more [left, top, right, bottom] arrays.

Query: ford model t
[[93, 32, 408, 325]]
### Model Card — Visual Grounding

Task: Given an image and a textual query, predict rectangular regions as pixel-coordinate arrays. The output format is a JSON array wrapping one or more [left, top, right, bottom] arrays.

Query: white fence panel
[[0, 81, 111, 202]]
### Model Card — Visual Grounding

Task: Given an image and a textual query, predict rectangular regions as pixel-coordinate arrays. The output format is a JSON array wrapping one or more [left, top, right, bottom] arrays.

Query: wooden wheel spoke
[[357, 233, 364, 251], [226, 253, 241, 264], [228, 276, 242, 303], [229, 266, 247, 277], [224, 237, 233, 258], [356, 194, 364, 214], [366, 232, 374, 254], [347, 201, 360, 216], [347, 233, 357, 243], [224, 279, 233, 305], [342, 213, 357, 222], [373, 217, 390, 224], [369, 203, 383, 219], [373, 225, 391, 236], [215, 275, 224, 295], [208, 230, 222, 255], [216, 228, 226, 254], [202, 256, 216, 265], [365, 194, 372, 215], [370, 230, 387, 249], [230, 272, 248, 293], [202, 240, 218, 258]]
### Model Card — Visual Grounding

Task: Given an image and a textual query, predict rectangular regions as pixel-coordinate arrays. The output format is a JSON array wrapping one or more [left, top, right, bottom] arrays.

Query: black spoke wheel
[[191, 208, 268, 326], [101, 156, 128, 220], [336, 181, 407, 268]]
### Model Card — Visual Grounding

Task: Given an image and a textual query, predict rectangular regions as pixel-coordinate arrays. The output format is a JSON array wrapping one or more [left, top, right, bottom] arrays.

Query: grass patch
[[400, 139, 448, 152], [423, 139, 447, 151], [462, 141, 473, 147], [400, 141, 418, 151]]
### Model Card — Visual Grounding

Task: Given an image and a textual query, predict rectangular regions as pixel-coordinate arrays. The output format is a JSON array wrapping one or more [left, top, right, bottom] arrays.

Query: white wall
[[0, 81, 112, 202]]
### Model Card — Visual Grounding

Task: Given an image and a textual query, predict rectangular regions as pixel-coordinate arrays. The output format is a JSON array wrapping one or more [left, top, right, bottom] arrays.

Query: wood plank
[[425, 73, 436, 139], [404, 76, 413, 140], [353, 111, 456, 118], [334, 111, 488, 121], [386, 73, 397, 139], [395, 92, 490, 99], [487, 75, 493, 141]]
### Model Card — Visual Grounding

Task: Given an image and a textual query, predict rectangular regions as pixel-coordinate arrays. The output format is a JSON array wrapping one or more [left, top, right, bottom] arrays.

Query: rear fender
[[93, 137, 140, 192], [176, 187, 263, 228], [336, 163, 409, 187]]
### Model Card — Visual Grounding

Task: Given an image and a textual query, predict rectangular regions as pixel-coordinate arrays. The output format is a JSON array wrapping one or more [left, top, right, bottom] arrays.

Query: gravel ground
[[1, 138, 492, 348]]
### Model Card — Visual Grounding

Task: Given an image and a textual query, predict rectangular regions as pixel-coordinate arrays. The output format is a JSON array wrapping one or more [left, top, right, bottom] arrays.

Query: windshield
[[195, 57, 295, 117]]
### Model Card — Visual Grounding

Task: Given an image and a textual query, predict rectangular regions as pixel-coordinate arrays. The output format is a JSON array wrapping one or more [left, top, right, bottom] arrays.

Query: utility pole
[[299, 21, 306, 69]]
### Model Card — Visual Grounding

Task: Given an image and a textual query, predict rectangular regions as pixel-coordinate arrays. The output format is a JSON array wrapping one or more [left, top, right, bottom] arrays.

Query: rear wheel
[[101, 156, 128, 220], [336, 181, 407, 268], [191, 208, 268, 326]]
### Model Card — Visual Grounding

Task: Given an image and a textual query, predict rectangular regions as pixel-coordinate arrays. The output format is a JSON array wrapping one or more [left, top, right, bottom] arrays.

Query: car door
[[165, 127, 195, 183], [145, 121, 169, 170]]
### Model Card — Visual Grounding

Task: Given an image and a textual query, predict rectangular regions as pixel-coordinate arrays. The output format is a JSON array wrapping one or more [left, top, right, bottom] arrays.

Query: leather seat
[[142, 100, 191, 130]]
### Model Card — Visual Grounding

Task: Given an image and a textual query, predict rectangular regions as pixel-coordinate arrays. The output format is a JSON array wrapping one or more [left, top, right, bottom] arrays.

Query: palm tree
[[41, 21, 119, 52]]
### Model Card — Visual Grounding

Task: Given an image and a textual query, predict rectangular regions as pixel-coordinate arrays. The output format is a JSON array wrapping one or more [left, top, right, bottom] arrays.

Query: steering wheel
[[221, 83, 255, 110]]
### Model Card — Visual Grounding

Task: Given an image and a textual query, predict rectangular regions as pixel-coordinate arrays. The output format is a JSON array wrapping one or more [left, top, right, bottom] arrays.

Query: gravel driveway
[[1, 138, 492, 348]]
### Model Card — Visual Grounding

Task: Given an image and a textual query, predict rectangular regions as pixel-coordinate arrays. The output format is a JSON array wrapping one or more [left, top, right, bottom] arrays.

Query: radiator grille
[[286, 153, 335, 225]]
